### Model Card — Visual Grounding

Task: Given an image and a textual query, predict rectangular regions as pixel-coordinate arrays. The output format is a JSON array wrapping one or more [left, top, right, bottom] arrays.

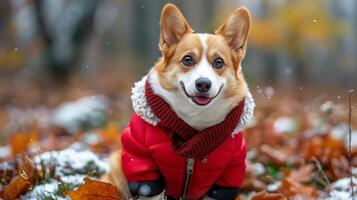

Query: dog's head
[[151, 4, 251, 129]]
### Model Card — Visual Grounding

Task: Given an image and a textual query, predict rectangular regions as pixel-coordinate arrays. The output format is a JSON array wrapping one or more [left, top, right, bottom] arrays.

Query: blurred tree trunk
[[132, 0, 167, 73], [33, 0, 99, 79], [354, 0, 357, 84], [182, 0, 214, 32], [131, 0, 215, 74], [0, 1, 11, 36], [260, 1, 279, 85], [0, 1, 12, 49]]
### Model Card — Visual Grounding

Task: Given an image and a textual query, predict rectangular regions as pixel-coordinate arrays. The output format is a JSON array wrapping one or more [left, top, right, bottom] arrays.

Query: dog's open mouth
[[191, 96, 212, 105], [180, 82, 223, 106]]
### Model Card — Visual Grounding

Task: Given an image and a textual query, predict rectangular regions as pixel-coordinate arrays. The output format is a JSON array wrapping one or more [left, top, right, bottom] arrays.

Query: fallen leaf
[[260, 145, 289, 167], [279, 177, 318, 198], [330, 155, 349, 179], [302, 136, 324, 159], [251, 191, 287, 200], [0, 155, 35, 200], [288, 164, 314, 183], [9, 131, 38, 156], [244, 119, 283, 149], [65, 177, 121, 200]]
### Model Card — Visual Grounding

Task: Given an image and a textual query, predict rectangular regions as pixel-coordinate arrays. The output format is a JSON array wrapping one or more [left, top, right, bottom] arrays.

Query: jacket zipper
[[181, 158, 194, 200]]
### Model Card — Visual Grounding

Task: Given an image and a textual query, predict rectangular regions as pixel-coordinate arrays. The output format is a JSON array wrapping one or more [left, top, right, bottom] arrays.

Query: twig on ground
[[312, 157, 340, 199]]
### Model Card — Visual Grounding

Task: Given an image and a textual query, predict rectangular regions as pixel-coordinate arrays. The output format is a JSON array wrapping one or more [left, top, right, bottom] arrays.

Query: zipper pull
[[187, 158, 194, 174], [181, 158, 195, 200]]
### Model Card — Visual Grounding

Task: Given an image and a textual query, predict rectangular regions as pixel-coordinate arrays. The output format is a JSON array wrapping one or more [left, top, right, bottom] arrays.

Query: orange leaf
[[0, 155, 35, 200], [251, 191, 287, 200], [101, 122, 121, 144], [65, 177, 121, 200], [325, 134, 345, 154], [9, 132, 38, 156], [279, 177, 318, 198]]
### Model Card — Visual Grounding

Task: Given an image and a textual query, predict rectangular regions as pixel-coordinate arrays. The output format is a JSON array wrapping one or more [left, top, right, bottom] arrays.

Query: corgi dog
[[102, 3, 254, 200], [151, 5, 251, 131]]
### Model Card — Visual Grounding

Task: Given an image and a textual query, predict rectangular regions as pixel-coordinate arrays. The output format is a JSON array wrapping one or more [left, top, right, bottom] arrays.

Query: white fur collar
[[131, 75, 255, 134]]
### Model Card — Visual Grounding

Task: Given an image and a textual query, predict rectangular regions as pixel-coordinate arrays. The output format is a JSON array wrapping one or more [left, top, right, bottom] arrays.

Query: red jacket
[[121, 113, 247, 199], [121, 76, 253, 200]]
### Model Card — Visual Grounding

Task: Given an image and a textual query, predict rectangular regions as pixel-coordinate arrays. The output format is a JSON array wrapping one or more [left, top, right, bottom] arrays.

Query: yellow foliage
[[249, 0, 345, 51]]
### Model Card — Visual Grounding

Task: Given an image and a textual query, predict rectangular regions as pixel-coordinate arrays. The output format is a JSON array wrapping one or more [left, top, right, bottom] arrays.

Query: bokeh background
[[1, 0, 357, 148], [0, 1, 357, 199], [1, 0, 356, 106]]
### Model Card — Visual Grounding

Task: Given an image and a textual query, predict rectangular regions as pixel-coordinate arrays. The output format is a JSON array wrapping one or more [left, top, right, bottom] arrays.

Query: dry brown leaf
[[325, 134, 345, 154], [302, 136, 324, 159], [330, 155, 349, 179], [279, 177, 318, 198], [260, 144, 288, 167], [288, 164, 314, 183], [251, 191, 287, 200], [244, 119, 283, 149], [65, 177, 121, 200], [0, 155, 35, 200]]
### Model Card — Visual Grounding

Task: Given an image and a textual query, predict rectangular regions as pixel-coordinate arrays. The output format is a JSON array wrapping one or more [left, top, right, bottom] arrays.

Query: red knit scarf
[[145, 78, 245, 158]]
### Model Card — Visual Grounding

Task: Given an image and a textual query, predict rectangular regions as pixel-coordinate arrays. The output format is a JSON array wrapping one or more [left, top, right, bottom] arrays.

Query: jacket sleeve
[[121, 114, 164, 197], [207, 132, 246, 200]]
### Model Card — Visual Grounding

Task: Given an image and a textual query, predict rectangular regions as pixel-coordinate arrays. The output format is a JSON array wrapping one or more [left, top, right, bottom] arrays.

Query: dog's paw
[[138, 191, 166, 200], [201, 195, 215, 200]]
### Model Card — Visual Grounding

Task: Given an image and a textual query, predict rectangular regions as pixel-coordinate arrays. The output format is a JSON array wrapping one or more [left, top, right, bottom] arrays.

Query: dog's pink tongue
[[193, 96, 211, 105]]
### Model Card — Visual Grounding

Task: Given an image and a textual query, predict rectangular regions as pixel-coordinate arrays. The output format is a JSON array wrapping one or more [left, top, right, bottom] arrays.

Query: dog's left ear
[[215, 7, 251, 53], [159, 4, 193, 51]]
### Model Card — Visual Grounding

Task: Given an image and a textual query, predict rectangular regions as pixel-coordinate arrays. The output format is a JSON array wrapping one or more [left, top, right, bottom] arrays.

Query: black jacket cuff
[[128, 179, 164, 197], [206, 184, 240, 200]]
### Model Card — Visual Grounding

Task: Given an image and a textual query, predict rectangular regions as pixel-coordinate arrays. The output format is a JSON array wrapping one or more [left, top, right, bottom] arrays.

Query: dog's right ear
[[159, 4, 193, 51]]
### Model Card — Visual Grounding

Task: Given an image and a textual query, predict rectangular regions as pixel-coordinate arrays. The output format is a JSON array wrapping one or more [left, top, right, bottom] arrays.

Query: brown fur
[[100, 150, 132, 199]]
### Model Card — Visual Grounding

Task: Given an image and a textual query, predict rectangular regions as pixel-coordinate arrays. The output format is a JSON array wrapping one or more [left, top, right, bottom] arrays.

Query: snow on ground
[[273, 117, 298, 134], [331, 124, 357, 151], [327, 177, 357, 200], [3, 95, 109, 136], [33, 147, 109, 176], [0, 146, 10, 160], [52, 95, 108, 133], [3, 106, 52, 134], [21, 146, 109, 199], [21, 180, 66, 200]]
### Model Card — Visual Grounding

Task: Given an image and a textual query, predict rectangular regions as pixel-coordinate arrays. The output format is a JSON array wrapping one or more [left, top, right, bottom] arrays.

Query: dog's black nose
[[195, 78, 212, 92]]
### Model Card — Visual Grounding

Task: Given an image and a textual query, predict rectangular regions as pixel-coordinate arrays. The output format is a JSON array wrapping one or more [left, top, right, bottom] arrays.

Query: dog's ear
[[160, 4, 193, 51], [215, 7, 251, 53]]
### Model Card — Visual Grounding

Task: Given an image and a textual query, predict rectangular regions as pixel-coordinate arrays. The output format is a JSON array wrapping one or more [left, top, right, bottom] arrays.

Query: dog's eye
[[212, 58, 224, 69], [182, 55, 194, 67]]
